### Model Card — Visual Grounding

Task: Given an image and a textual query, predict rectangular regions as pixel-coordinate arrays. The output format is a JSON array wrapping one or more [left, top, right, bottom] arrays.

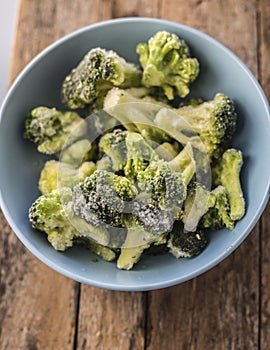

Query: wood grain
[[1, 2, 78, 349], [146, 1, 260, 349], [258, 0, 270, 348], [0, 0, 268, 349]]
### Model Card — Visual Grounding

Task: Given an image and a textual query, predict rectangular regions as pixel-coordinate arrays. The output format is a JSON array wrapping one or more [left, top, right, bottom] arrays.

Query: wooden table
[[1, 1, 270, 349]]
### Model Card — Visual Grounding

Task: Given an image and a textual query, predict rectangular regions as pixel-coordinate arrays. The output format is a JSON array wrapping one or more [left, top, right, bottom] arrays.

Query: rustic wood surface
[[0, 0, 269, 349]]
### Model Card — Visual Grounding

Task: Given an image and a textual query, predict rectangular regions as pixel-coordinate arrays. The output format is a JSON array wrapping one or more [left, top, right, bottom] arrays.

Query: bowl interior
[[1, 18, 270, 291]]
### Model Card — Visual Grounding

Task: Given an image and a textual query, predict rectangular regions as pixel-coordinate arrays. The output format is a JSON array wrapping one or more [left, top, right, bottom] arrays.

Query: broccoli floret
[[124, 132, 159, 179], [29, 188, 110, 250], [137, 160, 186, 210], [29, 188, 77, 250], [213, 148, 245, 221], [132, 159, 187, 235], [132, 197, 175, 236], [38, 159, 96, 195], [154, 93, 237, 159], [201, 185, 234, 230], [24, 107, 87, 155], [167, 221, 208, 258], [182, 182, 215, 232], [136, 31, 199, 100], [104, 87, 171, 143], [99, 129, 128, 171], [61, 47, 142, 109], [72, 170, 137, 227]]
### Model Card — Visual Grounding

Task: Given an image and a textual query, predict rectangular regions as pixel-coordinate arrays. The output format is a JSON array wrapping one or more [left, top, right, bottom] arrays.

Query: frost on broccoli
[[24, 107, 87, 155], [136, 31, 199, 100], [29, 187, 110, 251], [167, 221, 208, 258], [72, 170, 137, 228], [213, 148, 245, 221], [133, 160, 187, 235], [61, 47, 142, 109]]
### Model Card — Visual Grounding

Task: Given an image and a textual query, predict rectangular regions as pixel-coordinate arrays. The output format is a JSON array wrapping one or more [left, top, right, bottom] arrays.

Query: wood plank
[[76, 289, 146, 350], [1, 1, 83, 349], [74, 2, 159, 349], [258, 0, 270, 348], [146, 1, 260, 349]]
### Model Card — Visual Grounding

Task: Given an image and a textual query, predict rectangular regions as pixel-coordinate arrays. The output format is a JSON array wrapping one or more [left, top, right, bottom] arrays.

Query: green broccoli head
[[61, 47, 142, 109], [136, 31, 199, 100], [201, 185, 234, 230], [213, 148, 245, 221], [24, 107, 87, 155], [99, 129, 128, 171], [29, 188, 76, 251], [137, 160, 186, 210], [176, 93, 237, 157], [167, 221, 208, 258], [72, 169, 137, 228]]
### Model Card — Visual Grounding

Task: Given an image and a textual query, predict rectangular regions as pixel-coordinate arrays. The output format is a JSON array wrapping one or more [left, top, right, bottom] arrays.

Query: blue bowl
[[1, 18, 270, 291]]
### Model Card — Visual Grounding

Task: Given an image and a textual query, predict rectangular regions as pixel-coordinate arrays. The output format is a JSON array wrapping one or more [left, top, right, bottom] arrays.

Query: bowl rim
[[1, 17, 270, 291]]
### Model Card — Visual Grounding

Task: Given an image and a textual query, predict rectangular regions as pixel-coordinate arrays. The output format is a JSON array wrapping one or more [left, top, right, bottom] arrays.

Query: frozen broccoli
[[213, 148, 245, 221], [182, 182, 215, 232], [167, 221, 208, 258], [72, 170, 137, 228], [61, 47, 142, 109], [38, 159, 96, 195], [132, 159, 186, 234], [99, 129, 128, 171], [136, 31, 199, 99], [29, 188, 76, 251], [137, 160, 186, 210], [29, 187, 110, 250], [24, 107, 87, 155], [154, 93, 237, 159], [124, 131, 159, 179], [201, 185, 234, 230]]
